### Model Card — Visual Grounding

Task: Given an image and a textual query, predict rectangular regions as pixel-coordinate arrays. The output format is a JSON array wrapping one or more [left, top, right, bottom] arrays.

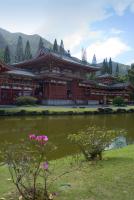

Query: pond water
[[0, 113, 134, 159]]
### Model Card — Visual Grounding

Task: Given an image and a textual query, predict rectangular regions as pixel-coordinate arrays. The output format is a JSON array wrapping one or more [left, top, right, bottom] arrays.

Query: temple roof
[[0, 60, 35, 78], [6, 69, 35, 77], [97, 73, 116, 79], [97, 82, 131, 89], [13, 49, 100, 72]]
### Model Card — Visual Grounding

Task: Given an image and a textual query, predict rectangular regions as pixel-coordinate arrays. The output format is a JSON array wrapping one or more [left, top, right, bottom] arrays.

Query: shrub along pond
[[0, 113, 134, 159], [0, 114, 134, 200]]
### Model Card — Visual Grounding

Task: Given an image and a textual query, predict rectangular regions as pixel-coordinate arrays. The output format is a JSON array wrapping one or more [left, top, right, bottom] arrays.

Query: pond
[[0, 113, 134, 159]]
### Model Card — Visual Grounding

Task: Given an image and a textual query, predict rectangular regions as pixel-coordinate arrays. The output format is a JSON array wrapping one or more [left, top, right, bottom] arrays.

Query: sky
[[0, 0, 134, 64]]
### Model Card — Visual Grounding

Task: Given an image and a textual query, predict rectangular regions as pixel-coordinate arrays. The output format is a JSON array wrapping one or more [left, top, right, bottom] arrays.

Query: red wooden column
[[10, 86, 13, 104], [0, 86, 1, 104], [71, 80, 78, 101], [48, 82, 51, 99]]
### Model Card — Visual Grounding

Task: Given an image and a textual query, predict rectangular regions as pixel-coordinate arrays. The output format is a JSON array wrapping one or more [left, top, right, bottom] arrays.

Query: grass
[[0, 145, 134, 200], [0, 105, 134, 116]]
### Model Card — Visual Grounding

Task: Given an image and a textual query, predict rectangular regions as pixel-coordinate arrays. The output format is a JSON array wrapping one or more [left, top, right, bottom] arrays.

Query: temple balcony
[[38, 70, 88, 80]]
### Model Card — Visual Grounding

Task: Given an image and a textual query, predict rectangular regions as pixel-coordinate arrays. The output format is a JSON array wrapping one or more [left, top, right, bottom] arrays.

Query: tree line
[[3, 37, 65, 64], [101, 58, 119, 76]]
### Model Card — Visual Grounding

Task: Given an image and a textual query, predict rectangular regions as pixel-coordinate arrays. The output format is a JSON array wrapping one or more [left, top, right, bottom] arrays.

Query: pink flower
[[42, 162, 49, 170], [42, 135, 48, 142], [36, 135, 48, 141], [29, 134, 48, 145], [36, 136, 42, 141], [29, 134, 36, 140]]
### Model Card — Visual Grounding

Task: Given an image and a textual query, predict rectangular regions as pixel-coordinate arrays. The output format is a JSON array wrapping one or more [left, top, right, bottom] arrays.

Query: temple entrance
[[67, 82, 72, 98], [35, 82, 44, 97]]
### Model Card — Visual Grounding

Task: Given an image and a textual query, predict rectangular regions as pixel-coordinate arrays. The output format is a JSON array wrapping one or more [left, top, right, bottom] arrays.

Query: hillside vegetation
[[0, 27, 53, 62]]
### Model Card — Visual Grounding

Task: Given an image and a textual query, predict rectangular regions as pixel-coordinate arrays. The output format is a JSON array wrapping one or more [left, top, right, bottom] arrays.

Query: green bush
[[113, 96, 125, 106], [68, 126, 126, 161], [0, 110, 5, 115], [16, 96, 37, 106]]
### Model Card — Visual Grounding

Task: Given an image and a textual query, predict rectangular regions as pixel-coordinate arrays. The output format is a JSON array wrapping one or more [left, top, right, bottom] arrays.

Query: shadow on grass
[[99, 156, 134, 167]]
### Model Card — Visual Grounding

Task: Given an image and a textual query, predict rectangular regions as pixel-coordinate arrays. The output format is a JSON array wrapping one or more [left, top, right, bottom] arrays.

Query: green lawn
[[0, 105, 134, 116], [0, 145, 134, 200]]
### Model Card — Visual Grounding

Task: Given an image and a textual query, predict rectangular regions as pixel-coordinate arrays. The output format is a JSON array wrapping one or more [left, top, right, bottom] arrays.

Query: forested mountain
[[0, 28, 53, 63], [97, 61, 130, 75]]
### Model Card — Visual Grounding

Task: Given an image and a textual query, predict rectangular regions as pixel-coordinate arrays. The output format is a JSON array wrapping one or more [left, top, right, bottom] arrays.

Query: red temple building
[[0, 48, 133, 105]]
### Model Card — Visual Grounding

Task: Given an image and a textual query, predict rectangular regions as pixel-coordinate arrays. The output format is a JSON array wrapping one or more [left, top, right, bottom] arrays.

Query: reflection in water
[[0, 113, 134, 159], [109, 136, 127, 149]]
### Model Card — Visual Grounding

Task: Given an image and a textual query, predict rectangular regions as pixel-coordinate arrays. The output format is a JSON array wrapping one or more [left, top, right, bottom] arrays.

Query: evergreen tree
[[92, 54, 97, 65], [53, 39, 58, 52], [109, 57, 112, 74], [59, 40, 64, 54], [4, 45, 10, 64], [101, 59, 106, 74], [15, 36, 24, 62], [116, 64, 119, 76], [0, 49, 4, 61], [38, 37, 44, 51], [105, 58, 109, 73], [24, 40, 32, 60], [131, 63, 134, 70], [128, 66, 134, 85]]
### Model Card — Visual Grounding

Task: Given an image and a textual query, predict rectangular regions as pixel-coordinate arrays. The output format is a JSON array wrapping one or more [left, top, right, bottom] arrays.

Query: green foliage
[[101, 58, 109, 74], [0, 49, 4, 61], [15, 36, 24, 62], [38, 37, 44, 51], [68, 126, 125, 161], [0, 135, 57, 200], [116, 75, 129, 83], [16, 96, 37, 106], [113, 96, 125, 106], [59, 40, 64, 54], [4, 45, 10, 64], [128, 66, 134, 85], [109, 57, 112, 74], [131, 63, 134, 69], [24, 40, 32, 60], [53, 38, 58, 52], [115, 64, 119, 76]]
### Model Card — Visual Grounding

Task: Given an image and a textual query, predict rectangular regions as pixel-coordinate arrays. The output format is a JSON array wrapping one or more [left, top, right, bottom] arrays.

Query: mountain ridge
[[0, 27, 53, 62]]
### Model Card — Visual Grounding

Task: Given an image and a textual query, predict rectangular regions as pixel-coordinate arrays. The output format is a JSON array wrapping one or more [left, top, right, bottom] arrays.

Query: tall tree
[[101, 58, 109, 74], [38, 37, 44, 51], [105, 58, 109, 73], [53, 39, 58, 52], [131, 63, 134, 70], [101, 59, 106, 74], [0, 49, 4, 61], [92, 54, 97, 65], [15, 36, 24, 62], [24, 40, 32, 60], [4, 45, 10, 64], [116, 64, 119, 76], [59, 40, 64, 54], [109, 57, 112, 74]]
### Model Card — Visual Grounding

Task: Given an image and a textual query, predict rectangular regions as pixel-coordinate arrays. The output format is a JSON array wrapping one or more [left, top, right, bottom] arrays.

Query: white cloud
[[126, 59, 134, 65], [63, 29, 103, 52], [74, 37, 131, 63], [36, 0, 134, 39], [64, 32, 85, 52], [110, 0, 134, 15], [110, 28, 124, 35]]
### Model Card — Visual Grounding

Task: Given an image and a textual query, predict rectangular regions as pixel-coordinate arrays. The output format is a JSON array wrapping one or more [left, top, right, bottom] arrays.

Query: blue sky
[[0, 0, 134, 64]]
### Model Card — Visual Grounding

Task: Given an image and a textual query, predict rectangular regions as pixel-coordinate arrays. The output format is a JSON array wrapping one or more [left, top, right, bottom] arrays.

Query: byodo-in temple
[[0, 48, 133, 105]]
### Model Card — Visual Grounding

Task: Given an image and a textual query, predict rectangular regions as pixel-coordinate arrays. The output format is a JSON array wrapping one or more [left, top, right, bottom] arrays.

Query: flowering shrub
[[68, 126, 126, 161], [1, 134, 57, 200]]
